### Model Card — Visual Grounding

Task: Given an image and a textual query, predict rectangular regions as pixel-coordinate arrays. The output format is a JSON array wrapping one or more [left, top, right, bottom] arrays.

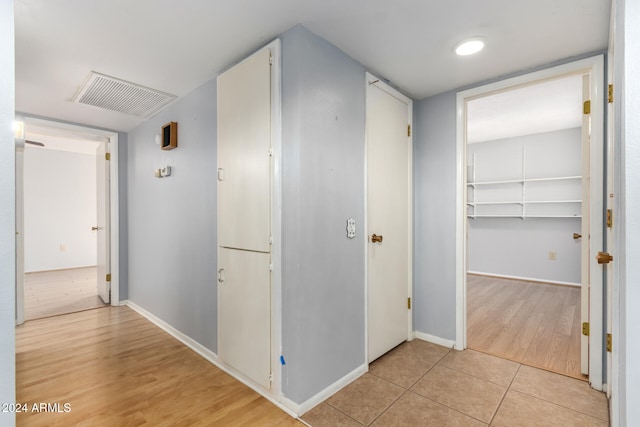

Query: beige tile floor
[[302, 339, 609, 426]]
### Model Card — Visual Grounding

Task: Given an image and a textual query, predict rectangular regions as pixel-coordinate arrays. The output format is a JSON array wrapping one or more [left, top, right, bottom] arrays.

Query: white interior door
[[96, 140, 110, 304], [217, 46, 272, 388], [15, 144, 25, 325], [367, 76, 412, 363], [580, 74, 591, 375], [217, 47, 271, 253], [218, 248, 271, 388]]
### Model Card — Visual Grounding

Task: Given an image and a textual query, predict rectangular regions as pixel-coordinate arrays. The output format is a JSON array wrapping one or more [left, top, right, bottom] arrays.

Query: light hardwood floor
[[16, 306, 303, 427], [467, 274, 584, 380], [24, 267, 106, 320]]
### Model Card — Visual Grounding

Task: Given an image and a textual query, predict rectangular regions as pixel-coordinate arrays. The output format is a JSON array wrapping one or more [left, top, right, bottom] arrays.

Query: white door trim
[[19, 117, 120, 307], [364, 72, 413, 363], [455, 55, 605, 389]]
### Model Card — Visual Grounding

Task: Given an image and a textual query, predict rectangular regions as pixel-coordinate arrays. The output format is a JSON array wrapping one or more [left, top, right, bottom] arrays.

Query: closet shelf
[[467, 149, 582, 219], [468, 214, 582, 219], [467, 175, 582, 187]]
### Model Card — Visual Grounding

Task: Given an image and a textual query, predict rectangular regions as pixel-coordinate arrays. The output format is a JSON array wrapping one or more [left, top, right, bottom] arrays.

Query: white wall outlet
[[548, 251, 557, 260], [346, 218, 356, 239]]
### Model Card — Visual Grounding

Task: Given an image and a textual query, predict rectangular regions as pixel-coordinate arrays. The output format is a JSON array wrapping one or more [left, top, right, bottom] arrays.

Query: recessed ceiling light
[[455, 38, 485, 56]]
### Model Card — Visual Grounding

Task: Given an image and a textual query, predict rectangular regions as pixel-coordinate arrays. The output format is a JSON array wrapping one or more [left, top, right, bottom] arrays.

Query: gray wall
[[413, 91, 458, 341], [0, 0, 15, 424], [616, 0, 640, 423], [468, 129, 582, 284], [23, 148, 97, 272], [127, 79, 217, 351], [280, 26, 366, 403]]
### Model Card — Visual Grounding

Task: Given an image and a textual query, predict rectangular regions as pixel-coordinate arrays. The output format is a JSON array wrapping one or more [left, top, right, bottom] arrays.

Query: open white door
[[96, 140, 110, 304], [580, 74, 591, 375], [366, 75, 412, 363]]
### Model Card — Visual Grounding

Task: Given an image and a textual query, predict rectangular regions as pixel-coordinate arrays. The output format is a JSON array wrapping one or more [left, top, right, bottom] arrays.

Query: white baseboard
[[124, 300, 299, 419], [118, 299, 129, 306], [282, 363, 368, 416], [414, 332, 456, 349], [467, 271, 580, 287]]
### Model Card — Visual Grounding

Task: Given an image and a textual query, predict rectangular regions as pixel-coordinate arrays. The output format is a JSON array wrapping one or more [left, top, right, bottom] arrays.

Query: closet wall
[[467, 128, 582, 284]]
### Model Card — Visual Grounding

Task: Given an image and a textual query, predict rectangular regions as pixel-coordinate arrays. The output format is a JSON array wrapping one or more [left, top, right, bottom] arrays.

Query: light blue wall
[[0, 0, 16, 425], [468, 128, 582, 284], [413, 91, 458, 341], [127, 79, 217, 351], [280, 26, 366, 403], [616, 0, 640, 423]]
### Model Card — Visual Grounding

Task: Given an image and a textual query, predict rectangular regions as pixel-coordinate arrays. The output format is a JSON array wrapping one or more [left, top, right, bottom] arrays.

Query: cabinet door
[[218, 247, 271, 389], [217, 47, 271, 252]]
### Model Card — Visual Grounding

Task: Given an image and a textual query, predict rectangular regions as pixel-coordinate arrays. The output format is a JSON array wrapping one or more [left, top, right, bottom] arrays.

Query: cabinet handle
[[217, 268, 225, 283]]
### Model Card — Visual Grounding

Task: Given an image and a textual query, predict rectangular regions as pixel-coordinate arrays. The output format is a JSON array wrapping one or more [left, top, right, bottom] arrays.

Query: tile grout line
[[364, 347, 453, 426], [489, 363, 522, 426], [507, 387, 610, 422], [409, 349, 504, 425], [321, 396, 368, 426]]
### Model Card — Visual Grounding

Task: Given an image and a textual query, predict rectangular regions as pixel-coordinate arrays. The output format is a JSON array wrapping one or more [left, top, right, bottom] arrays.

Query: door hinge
[[407, 297, 411, 310], [607, 209, 613, 228], [608, 84, 614, 103], [105, 152, 111, 161], [269, 147, 273, 157], [582, 322, 590, 336], [269, 55, 273, 66], [269, 263, 273, 271], [106, 273, 111, 282], [607, 333, 612, 352], [583, 100, 591, 115], [407, 124, 411, 137]]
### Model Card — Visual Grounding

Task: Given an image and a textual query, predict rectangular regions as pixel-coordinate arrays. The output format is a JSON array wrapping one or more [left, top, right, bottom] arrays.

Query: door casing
[[455, 55, 605, 390], [15, 117, 120, 319]]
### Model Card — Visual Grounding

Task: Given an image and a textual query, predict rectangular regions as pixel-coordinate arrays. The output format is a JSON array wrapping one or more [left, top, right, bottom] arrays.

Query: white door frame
[[17, 117, 120, 309], [455, 55, 605, 390], [364, 72, 413, 363]]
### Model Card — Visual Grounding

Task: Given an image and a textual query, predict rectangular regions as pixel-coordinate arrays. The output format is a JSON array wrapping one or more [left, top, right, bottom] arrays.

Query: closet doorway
[[456, 56, 605, 387]]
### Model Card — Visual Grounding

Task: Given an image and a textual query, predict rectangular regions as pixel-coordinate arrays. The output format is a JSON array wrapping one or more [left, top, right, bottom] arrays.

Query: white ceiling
[[467, 74, 584, 143], [25, 123, 103, 155], [15, 0, 611, 132]]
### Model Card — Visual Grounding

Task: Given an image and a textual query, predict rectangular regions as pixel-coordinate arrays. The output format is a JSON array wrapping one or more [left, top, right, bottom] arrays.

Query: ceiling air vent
[[73, 72, 177, 117]]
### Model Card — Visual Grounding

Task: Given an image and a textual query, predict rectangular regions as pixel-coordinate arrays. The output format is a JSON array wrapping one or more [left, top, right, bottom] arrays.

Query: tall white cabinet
[[217, 46, 273, 389]]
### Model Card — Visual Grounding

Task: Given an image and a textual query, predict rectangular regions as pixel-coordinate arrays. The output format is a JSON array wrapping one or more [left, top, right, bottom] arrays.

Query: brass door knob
[[596, 252, 613, 264], [371, 234, 383, 243], [573, 233, 582, 239], [91, 226, 99, 231]]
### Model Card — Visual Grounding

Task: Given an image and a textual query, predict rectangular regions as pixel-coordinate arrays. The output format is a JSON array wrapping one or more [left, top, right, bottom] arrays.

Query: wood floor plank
[[467, 274, 585, 380], [24, 267, 106, 320], [16, 306, 303, 426]]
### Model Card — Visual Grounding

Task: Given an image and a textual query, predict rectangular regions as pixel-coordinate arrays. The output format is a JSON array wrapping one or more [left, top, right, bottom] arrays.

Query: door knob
[[91, 226, 103, 231], [596, 251, 613, 264], [573, 233, 582, 239], [371, 234, 383, 243]]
